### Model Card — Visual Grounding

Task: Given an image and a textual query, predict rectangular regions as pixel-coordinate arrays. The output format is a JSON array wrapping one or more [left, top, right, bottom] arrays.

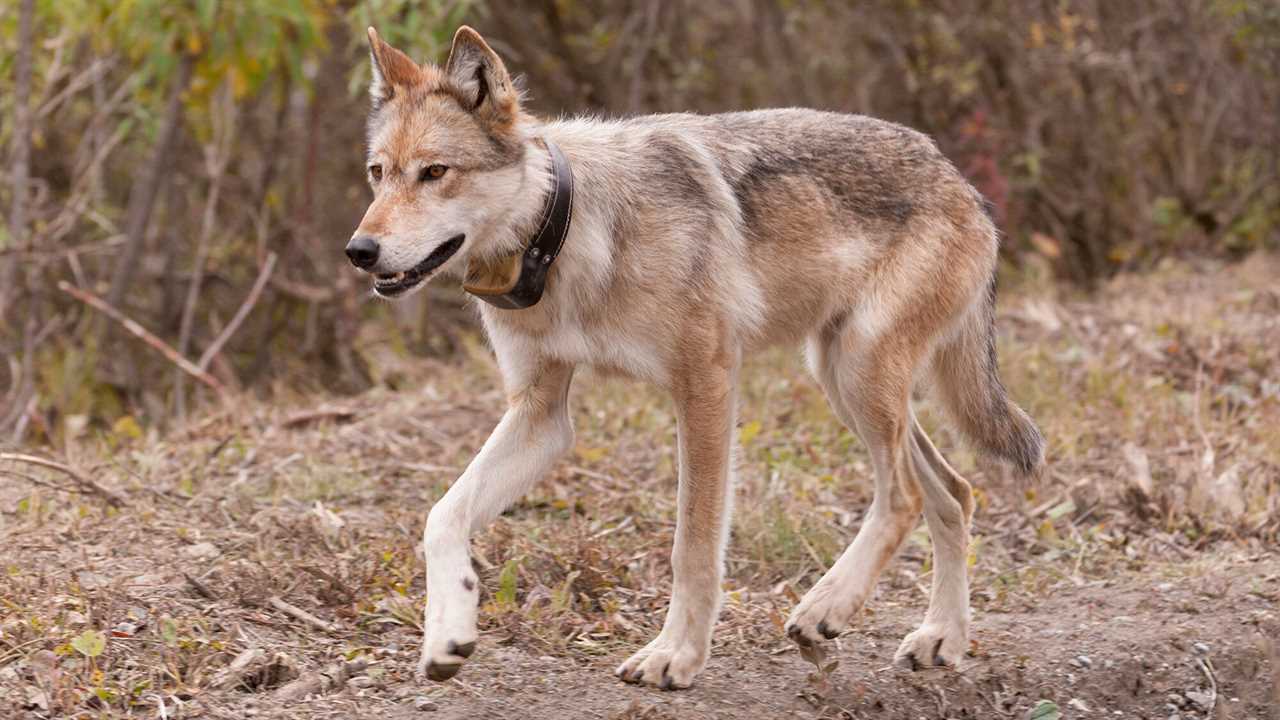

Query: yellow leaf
[[739, 420, 762, 446], [70, 630, 106, 658], [575, 446, 607, 463], [1029, 22, 1045, 49], [1037, 519, 1058, 543], [112, 415, 143, 441]]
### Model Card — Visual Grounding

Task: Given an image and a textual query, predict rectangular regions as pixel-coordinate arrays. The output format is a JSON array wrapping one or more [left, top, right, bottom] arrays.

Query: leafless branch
[[197, 252, 278, 372], [0, 452, 126, 507], [266, 596, 337, 633], [57, 280, 225, 394], [176, 81, 238, 418]]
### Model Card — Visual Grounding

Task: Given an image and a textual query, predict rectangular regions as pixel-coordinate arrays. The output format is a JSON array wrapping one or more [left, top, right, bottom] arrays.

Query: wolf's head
[[347, 26, 535, 298]]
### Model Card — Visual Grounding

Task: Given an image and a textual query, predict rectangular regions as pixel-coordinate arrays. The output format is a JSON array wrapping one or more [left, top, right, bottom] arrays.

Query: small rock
[[110, 621, 142, 638], [347, 675, 377, 689], [1071, 655, 1092, 668], [1156, 582, 1174, 592], [412, 696, 438, 712], [76, 570, 110, 589], [1185, 691, 1213, 711], [1068, 699, 1090, 712], [183, 542, 220, 560], [1192, 642, 1210, 656]]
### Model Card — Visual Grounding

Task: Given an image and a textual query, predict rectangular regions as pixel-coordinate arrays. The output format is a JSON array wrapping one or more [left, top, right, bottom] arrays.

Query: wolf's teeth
[[393, 272, 405, 281]]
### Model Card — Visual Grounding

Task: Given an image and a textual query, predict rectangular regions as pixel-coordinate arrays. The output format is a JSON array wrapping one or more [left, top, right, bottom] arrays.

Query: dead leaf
[[1122, 442, 1153, 497], [1030, 232, 1062, 259]]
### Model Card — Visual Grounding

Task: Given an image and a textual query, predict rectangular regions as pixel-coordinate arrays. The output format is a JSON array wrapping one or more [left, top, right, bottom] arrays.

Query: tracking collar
[[463, 139, 575, 309]]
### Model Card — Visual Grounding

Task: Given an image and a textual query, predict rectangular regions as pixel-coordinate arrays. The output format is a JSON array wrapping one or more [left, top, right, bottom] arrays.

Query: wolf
[[347, 26, 1045, 689]]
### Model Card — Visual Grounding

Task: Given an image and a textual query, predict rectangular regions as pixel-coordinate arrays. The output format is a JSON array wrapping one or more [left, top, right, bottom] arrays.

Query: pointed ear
[[367, 27, 422, 107], [444, 26, 519, 123]]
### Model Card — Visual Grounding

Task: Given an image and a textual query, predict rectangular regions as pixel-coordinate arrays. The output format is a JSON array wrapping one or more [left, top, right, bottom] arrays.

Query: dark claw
[[660, 674, 674, 690], [907, 653, 921, 671], [426, 662, 462, 681], [787, 624, 813, 647], [817, 620, 839, 640], [447, 640, 476, 659], [931, 638, 945, 667]]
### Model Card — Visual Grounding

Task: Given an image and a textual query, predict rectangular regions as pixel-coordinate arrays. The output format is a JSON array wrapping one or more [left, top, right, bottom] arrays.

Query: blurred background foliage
[[1, 0, 1277, 443]]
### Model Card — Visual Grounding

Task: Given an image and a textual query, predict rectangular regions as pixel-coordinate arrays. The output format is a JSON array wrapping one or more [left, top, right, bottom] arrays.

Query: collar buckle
[[463, 140, 574, 309]]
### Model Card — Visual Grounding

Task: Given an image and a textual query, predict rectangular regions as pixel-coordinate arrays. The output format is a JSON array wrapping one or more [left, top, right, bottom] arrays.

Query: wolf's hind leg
[[785, 326, 924, 647], [417, 360, 575, 681], [892, 417, 973, 668]]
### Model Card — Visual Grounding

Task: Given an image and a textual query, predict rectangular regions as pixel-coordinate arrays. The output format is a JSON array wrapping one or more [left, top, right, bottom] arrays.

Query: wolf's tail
[[931, 277, 1045, 477]]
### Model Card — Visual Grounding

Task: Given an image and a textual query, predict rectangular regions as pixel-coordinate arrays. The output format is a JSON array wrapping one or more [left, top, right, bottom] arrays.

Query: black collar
[[463, 139, 575, 309]]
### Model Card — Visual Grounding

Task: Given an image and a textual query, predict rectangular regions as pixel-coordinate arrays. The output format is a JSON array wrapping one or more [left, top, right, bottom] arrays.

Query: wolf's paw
[[615, 634, 708, 690], [893, 622, 967, 670], [415, 633, 478, 682], [784, 580, 862, 647]]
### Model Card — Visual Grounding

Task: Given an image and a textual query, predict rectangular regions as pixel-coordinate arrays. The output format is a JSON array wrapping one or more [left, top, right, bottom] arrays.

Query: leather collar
[[463, 139, 575, 309]]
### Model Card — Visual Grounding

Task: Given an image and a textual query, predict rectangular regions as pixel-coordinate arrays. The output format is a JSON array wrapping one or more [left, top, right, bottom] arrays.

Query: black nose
[[345, 235, 380, 269]]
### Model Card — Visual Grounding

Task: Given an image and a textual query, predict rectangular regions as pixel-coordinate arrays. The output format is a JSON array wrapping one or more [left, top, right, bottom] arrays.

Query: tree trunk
[[2, 0, 35, 324], [105, 53, 195, 310]]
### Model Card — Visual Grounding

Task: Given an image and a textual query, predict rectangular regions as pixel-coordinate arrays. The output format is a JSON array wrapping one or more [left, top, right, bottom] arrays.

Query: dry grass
[[1, 254, 1278, 718]]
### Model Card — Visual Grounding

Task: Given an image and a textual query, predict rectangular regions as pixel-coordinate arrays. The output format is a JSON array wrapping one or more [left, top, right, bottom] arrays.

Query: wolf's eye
[[420, 164, 449, 182], [368, 164, 383, 182]]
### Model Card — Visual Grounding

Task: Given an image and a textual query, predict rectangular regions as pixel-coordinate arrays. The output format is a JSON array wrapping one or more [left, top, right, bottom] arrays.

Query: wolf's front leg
[[417, 361, 575, 681], [617, 359, 737, 690]]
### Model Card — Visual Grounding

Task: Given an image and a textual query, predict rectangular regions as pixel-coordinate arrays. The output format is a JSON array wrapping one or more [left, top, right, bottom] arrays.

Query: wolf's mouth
[[373, 234, 465, 297]]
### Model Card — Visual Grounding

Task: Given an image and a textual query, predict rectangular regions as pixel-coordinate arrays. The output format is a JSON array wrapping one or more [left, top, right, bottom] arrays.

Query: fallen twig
[[212, 648, 299, 691], [57, 280, 224, 394], [1, 468, 87, 498], [0, 452, 126, 507], [267, 595, 337, 633], [1196, 656, 1217, 718], [273, 658, 367, 701], [300, 566, 356, 603], [183, 571, 219, 601], [197, 252, 277, 372], [282, 406, 357, 429]]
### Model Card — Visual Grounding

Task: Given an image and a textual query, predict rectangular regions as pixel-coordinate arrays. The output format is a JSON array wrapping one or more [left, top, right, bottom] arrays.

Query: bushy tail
[[932, 278, 1045, 477]]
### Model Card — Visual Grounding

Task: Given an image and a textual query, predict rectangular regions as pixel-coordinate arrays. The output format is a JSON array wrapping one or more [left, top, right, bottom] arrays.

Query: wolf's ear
[[444, 26, 518, 124], [367, 27, 422, 107]]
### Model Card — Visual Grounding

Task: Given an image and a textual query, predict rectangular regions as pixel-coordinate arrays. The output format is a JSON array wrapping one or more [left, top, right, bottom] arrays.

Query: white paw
[[894, 621, 967, 670], [615, 633, 709, 690], [784, 579, 863, 647], [415, 629, 478, 681], [416, 565, 481, 682]]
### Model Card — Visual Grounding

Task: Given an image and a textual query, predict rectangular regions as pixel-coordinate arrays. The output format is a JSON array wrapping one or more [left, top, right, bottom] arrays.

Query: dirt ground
[[2, 255, 1279, 718]]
